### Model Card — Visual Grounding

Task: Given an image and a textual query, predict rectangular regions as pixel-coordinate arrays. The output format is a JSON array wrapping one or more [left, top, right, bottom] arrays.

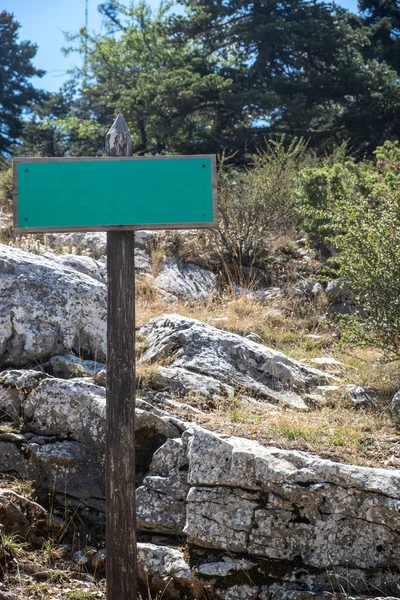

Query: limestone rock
[[0, 244, 107, 367], [0, 369, 48, 391], [0, 375, 182, 508], [46, 354, 105, 379], [183, 428, 400, 570], [46, 232, 107, 258], [216, 585, 259, 600], [135, 248, 152, 272], [140, 391, 205, 416], [46, 253, 106, 282], [390, 390, 400, 419], [0, 487, 65, 540], [137, 437, 189, 535], [141, 314, 330, 408], [196, 557, 257, 578], [325, 280, 355, 315], [24, 378, 107, 447], [234, 286, 283, 303], [0, 369, 48, 420], [89, 543, 195, 599], [155, 259, 216, 301], [137, 543, 195, 599], [152, 365, 235, 400], [346, 385, 378, 408]]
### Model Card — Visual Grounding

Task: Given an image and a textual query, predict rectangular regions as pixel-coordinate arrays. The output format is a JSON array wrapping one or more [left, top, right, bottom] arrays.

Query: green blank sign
[[13, 156, 217, 232]]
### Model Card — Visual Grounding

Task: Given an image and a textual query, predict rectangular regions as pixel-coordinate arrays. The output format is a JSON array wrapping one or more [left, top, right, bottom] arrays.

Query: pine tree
[[359, 0, 400, 72], [0, 11, 45, 156]]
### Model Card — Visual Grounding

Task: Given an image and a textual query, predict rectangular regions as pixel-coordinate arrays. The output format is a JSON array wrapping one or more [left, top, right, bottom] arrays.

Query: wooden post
[[106, 114, 137, 600]]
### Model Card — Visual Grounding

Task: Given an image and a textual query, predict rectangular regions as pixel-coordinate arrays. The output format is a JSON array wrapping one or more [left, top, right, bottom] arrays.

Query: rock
[[46, 232, 107, 258], [0, 369, 48, 420], [24, 378, 107, 447], [182, 427, 400, 570], [135, 248, 152, 272], [249, 288, 283, 302], [155, 258, 216, 301], [216, 585, 259, 600], [325, 280, 343, 302], [186, 485, 258, 552], [0, 244, 107, 367], [152, 366, 235, 400], [309, 357, 344, 367], [137, 543, 195, 600], [292, 279, 314, 297], [72, 550, 89, 565], [134, 230, 160, 251], [46, 253, 106, 282], [325, 280, 355, 315], [390, 390, 400, 419], [311, 283, 323, 296], [196, 557, 257, 578], [90, 549, 106, 573], [138, 424, 400, 581], [0, 488, 65, 540], [46, 230, 157, 259], [141, 314, 330, 409], [346, 385, 378, 408], [0, 369, 47, 390], [316, 385, 341, 394], [141, 391, 205, 415], [245, 332, 263, 343], [91, 543, 195, 599], [137, 437, 189, 535], [46, 354, 105, 379], [234, 286, 283, 303], [0, 375, 182, 508]]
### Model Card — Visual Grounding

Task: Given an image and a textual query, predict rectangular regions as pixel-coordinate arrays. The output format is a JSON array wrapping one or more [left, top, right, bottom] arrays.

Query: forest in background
[[0, 0, 400, 160]]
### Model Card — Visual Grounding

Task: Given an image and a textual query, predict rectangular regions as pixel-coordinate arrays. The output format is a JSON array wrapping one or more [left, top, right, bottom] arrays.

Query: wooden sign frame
[[13, 155, 218, 234]]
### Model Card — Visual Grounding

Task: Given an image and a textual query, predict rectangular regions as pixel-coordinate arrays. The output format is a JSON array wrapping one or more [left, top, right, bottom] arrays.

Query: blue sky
[[5, 0, 360, 92]]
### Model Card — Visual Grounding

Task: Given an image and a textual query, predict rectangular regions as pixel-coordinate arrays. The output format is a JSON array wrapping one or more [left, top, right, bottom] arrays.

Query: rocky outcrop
[[0, 369, 399, 598], [0, 373, 183, 510], [140, 314, 330, 408], [0, 245, 107, 367], [137, 426, 400, 597]]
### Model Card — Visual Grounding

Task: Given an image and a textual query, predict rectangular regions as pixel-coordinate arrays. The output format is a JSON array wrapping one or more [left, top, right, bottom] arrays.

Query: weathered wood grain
[[106, 114, 137, 600]]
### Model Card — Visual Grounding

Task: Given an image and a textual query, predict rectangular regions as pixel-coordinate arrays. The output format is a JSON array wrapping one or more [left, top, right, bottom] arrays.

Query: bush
[[332, 148, 400, 359], [170, 137, 308, 286], [296, 145, 380, 258], [0, 167, 13, 213]]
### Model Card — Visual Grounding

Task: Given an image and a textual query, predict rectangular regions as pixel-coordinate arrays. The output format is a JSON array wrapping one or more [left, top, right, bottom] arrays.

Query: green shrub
[[170, 137, 308, 286], [298, 140, 400, 359], [296, 146, 379, 258], [0, 167, 13, 213], [333, 184, 400, 359]]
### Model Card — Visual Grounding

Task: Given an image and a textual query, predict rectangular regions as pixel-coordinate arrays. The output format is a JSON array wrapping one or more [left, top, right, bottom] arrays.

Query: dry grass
[[134, 285, 400, 467], [181, 400, 399, 468], [0, 475, 106, 600], [1, 229, 399, 467]]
